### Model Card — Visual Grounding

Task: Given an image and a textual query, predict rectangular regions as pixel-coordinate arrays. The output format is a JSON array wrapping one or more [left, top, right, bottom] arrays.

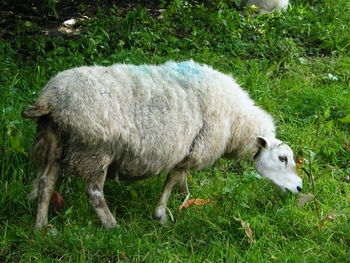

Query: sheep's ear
[[256, 136, 268, 148]]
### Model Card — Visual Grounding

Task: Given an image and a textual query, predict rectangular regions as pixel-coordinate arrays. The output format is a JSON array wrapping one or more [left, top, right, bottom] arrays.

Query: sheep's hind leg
[[86, 166, 117, 229], [155, 169, 186, 224], [35, 162, 61, 230], [33, 121, 62, 230], [27, 169, 42, 201]]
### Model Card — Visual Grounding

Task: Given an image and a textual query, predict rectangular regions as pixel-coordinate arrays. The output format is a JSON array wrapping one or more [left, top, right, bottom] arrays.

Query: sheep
[[241, 0, 289, 13], [22, 60, 302, 229]]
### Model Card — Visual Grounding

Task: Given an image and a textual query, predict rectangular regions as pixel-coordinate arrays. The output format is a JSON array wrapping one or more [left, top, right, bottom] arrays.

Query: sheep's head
[[253, 136, 302, 194]]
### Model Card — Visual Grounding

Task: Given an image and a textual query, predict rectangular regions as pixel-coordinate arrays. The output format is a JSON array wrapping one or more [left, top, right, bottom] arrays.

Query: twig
[[301, 167, 321, 222], [301, 111, 323, 225]]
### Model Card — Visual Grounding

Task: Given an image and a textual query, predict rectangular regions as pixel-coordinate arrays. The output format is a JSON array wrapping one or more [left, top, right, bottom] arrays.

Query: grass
[[1, 0, 349, 262]]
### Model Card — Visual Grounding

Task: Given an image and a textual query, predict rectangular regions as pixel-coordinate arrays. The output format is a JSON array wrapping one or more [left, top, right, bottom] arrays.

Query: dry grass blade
[[234, 217, 254, 244]]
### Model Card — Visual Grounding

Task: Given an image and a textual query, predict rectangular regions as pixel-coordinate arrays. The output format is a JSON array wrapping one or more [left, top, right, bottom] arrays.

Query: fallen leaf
[[234, 217, 253, 244], [297, 193, 315, 207], [51, 191, 64, 211], [178, 198, 213, 209]]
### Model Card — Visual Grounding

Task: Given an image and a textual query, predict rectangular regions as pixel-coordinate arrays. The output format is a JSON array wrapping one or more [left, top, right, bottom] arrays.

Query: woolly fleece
[[33, 60, 275, 179]]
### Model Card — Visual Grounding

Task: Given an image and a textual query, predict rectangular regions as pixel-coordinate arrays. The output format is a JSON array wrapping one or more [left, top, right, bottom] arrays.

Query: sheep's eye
[[279, 155, 288, 164]]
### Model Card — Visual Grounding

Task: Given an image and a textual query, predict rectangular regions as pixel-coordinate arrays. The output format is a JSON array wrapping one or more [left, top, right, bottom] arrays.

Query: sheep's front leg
[[155, 169, 187, 224], [86, 170, 117, 229]]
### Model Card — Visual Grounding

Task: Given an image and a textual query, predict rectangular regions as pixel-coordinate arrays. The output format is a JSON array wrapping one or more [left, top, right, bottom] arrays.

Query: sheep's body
[[33, 61, 275, 177], [242, 0, 289, 13], [24, 60, 279, 229]]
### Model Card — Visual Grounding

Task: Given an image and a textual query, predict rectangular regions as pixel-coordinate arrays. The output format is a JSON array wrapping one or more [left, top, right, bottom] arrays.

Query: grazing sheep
[[23, 60, 302, 229], [242, 0, 289, 13]]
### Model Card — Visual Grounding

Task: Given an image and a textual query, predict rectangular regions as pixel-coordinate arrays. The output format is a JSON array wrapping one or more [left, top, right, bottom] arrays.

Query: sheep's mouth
[[284, 187, 301, 195]]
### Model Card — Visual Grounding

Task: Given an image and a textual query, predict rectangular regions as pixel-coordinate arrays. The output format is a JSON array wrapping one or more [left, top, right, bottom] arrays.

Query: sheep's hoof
[[155, 205, 168, 225], [34, 224, 44, 232], [102, 217, 117, 229]]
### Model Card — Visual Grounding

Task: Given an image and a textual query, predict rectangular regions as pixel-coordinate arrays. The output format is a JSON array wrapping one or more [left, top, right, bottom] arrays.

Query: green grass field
[[1, 0, 349, 262]]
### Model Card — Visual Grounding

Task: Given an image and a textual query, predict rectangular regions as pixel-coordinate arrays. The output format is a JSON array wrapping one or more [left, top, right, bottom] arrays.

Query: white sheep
[[23, 60, 302, 229], [242, 0, 289, 13]]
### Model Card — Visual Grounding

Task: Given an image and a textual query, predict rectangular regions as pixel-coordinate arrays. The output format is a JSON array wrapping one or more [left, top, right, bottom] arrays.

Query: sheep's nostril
[[297, 186, 302, 193]]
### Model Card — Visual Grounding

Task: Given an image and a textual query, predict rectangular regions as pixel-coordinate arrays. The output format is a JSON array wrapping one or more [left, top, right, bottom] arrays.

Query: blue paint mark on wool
[[162, 60, 204, 84], [131, 65, 152, 74], [173, 61, 202, 77], [129, 61, 205, 85]]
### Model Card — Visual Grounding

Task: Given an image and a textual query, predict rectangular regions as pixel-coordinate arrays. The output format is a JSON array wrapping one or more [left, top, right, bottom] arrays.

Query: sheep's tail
[[22, 103, 51, 119], [27, 116, 63, 201]]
